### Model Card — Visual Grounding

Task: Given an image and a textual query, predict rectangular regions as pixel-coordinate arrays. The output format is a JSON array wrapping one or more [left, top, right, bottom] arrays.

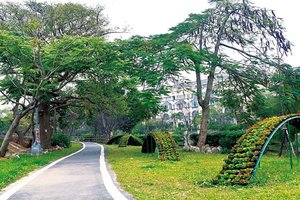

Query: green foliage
[[0, 142, 82, 189], [271, 66, 300, 114], [107, 134, 143, 147], [142, 132, 179, 161], [118, 135, 131, 147], [0, 1, 111, 38], [172, 133, 184, 146], [118, 134, 143, 147], [213, 113, 300, 186], [131, 120, 172, 135], [51, 132, 71, 148], [189, 130, 244, 150], [208, 123, 244, 131], [0, 110, 12, 135]]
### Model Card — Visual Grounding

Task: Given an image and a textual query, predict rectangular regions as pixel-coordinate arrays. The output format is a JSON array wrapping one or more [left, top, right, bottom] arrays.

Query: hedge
[[189, 130, 245, 150]]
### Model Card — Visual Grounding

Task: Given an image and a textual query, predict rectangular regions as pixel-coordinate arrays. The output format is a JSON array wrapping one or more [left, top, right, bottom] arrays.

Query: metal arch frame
[[252, 116, 300, 177]]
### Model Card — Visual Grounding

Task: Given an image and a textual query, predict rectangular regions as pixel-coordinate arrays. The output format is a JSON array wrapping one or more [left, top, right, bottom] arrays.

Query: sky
[[3, 0, 300, 66]]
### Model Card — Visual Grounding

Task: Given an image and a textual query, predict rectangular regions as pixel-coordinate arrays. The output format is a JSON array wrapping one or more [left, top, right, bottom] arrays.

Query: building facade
[[156, 80, 217, 126]]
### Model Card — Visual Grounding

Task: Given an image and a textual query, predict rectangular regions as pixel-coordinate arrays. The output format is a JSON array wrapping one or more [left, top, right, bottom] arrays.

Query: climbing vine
[[212, 113, 300, 186]]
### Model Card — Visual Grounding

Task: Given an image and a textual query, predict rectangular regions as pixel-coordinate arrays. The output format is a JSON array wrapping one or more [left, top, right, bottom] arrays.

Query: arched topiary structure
[[107, 134, 143, 147], [212, 113, 300, 186], [141, 132, 179, 161]]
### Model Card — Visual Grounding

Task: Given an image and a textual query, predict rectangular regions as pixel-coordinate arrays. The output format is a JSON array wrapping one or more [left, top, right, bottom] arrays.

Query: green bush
[[189, 130, 244, 150], [132, 134, 146, 142], [172, 133, 184, 146], [208, 123, 244, 131], [51, 132, 71, 148], [131, 120, 172, 135], [218, 130, 245, 150]]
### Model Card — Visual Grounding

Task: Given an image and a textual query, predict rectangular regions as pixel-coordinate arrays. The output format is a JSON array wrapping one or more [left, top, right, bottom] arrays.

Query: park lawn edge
[[105, 145, 300, 200], [0, 142, 82, 190]]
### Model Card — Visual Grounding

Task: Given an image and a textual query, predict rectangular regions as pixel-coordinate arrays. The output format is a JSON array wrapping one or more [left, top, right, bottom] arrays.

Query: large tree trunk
[[39, 103, 52, 150], [0, 115, 21, 157], [15, 126, 25, 146], [197, 105, 210, 147], [15, 124, 31, 147], [196, 68, 215, 148]]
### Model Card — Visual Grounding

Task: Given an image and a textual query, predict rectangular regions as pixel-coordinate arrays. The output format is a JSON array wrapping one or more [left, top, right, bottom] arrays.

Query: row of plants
[[212, 113, 300, 186]]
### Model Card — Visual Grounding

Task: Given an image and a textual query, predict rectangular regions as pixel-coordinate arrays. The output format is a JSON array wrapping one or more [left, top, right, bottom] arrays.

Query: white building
[[156, 79, 218, 127]]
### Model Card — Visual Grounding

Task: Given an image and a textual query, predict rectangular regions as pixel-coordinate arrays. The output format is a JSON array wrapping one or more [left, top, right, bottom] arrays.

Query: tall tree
[[272, 65, 300, 114], [0, 29, 109, 154], [0, 1, 111, 38], [0, 30, 38, 156], [163, 0, 291, 147], [0, 1, 115, 149]]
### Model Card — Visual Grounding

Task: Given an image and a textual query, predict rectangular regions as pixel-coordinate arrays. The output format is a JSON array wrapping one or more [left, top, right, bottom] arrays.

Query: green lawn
[[105, 145, 300, 200], [0, 142, 82, 189]]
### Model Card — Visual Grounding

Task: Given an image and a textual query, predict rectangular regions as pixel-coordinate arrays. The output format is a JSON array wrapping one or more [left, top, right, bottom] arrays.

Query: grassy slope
[[106, 145, 300, 200], [0, 142, 82, 189]]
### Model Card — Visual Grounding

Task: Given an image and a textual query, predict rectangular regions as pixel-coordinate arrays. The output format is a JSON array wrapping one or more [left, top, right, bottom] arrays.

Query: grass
[[0, 142, 82, 189], [105, 145, 300, 200]]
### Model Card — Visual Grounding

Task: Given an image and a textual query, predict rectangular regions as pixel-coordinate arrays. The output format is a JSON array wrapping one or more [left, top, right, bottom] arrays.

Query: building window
[[162, 114, 170, 121], [192, 100, 198, 108], [177, 95, 184, 100], [177, 103, 183, 110]]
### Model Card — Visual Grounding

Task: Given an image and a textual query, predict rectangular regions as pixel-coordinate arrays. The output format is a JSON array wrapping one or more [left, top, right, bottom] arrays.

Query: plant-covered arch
[[212, 113, 300, 186], [107, 134, 143, 147], [141, 132, 179, 161]]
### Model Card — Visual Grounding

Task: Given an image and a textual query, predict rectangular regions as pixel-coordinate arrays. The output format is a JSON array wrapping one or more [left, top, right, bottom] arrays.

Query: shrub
[[131, 120, 172, 135], [172, 133, 184, 146], [189, 130, 244, 150], [51, 132, 71, 148], [210, 123, 243, 131], [219, 130, 245, 150]]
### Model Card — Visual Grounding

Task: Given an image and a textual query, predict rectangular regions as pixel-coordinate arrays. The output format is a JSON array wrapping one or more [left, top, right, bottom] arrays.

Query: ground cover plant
[[105, 145, 300, 200], [0, 142, 82, 189]]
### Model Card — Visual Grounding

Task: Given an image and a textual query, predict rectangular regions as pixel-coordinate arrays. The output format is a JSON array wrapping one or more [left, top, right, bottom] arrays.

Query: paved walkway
[[0, 142, 130, 200]]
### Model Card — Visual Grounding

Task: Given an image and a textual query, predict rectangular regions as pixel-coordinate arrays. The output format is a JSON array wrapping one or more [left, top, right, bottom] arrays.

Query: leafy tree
[[0, 30, 38, 156], [219, 65, 300, 123], [0, 1, 114, 150], [0, 1, 111, 38], [0, 109, 12, 135], [161, 0, 291, 147], [272, 65, 300, 114], [74, 64, 163, 142], [0, 30, 110, 154]]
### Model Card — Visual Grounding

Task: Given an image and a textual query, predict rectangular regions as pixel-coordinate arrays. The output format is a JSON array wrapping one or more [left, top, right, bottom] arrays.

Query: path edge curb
[[0, 142, 86, 200]]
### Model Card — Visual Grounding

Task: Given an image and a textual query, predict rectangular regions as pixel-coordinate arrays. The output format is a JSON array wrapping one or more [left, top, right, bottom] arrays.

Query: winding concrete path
[[0, 142, 130, 200]]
